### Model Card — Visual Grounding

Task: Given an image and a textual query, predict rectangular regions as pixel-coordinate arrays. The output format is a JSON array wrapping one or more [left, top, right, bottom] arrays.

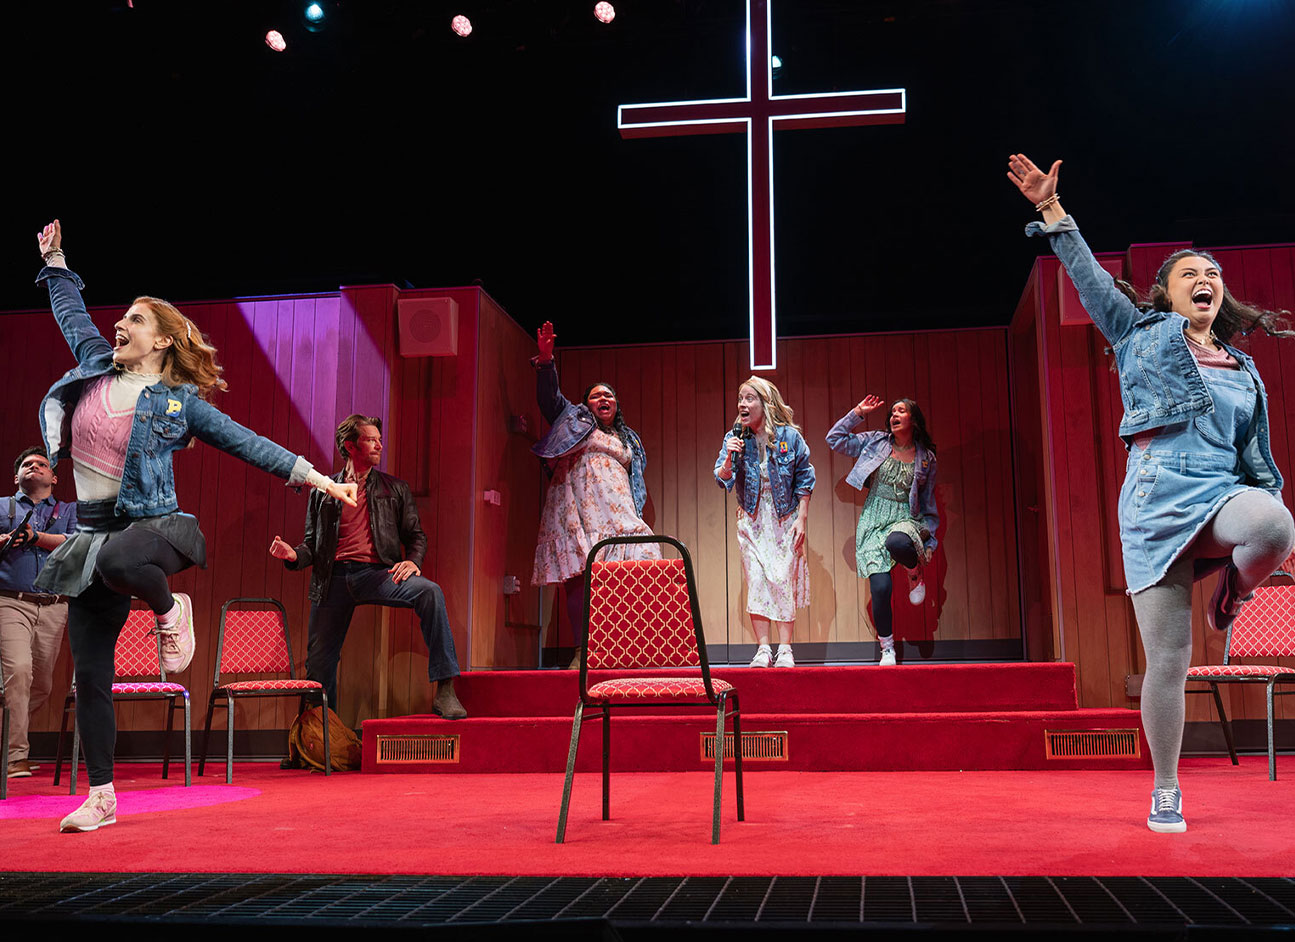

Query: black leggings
[[868, 531, 921, 640], [564, 573, 588, 647], [68, 529, 191, 786]]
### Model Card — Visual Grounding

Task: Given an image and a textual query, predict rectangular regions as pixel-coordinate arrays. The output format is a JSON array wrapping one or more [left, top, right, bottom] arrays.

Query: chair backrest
[[214, 598, 294, 682], [1227, 584, 1295, 660], [115, 606, 164, 679], [585, 552, 705, 672]]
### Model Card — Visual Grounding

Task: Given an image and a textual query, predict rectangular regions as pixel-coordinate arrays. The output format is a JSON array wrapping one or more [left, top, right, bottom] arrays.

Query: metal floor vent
[[3, 873, 1295, 929], [375, 733, 460, 764], [701, 730, 788, 761], [1045, 729, 1141, 759]]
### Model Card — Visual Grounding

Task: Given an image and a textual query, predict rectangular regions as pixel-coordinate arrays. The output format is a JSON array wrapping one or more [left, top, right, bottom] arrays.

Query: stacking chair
[[199, 597, 328, 783], [54, 602, 192, 794], [556, 535, 744, 845], [1186, 571, 1295, 780]]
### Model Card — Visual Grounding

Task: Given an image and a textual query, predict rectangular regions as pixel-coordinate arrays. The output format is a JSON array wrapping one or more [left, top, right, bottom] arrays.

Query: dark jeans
[[306, 561, 460, 711], [867, 531, 922, 640], [69, 531, 190, 786]]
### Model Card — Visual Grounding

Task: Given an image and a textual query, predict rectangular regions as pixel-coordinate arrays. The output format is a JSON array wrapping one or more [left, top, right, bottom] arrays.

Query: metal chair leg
[[162, 694, 176, 780], [198, 693, 217, 777], [712, 694, 727, 845], [1, 704, 9, 800], [182, 692, 192, 787], [53, 695, 73, 787], [1267, 680, 1277, 781], [556, 701, 585, 843], [1209, 683, 1239, 765], [731, 691, 745, 822], [601, 704, 611, 821], [225, 694, 235, 784], [321, 692, 331, 776]]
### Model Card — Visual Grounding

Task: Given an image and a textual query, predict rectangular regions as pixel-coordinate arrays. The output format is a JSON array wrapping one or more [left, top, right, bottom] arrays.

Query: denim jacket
[[531, 358, 648, 516], [36, 267, 313, 518], [1027, 216, 1282, 491], [712, 425, 816, 519], [825, 411, 939, 553]]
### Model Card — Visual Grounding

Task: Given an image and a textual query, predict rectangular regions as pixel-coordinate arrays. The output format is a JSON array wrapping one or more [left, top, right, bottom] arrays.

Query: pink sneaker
[[155, 592, 195, 673], [60, 790, 117, 833]]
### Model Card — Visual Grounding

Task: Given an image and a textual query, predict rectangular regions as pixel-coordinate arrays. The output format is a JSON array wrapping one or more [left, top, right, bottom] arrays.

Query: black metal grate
[[3, 873, 1295, 929]]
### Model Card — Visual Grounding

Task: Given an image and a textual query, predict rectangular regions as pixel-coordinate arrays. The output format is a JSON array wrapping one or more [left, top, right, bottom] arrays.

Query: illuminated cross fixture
[[618, 0, 905, 371]]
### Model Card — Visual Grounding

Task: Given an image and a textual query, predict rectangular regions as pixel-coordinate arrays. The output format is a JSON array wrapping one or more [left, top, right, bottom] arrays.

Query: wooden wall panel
[[1013, 240, 1295, 711], [546, 329, 1020, 655]]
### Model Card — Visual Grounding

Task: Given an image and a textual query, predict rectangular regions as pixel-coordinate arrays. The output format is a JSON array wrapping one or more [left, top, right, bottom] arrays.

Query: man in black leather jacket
[[270, 415, 465, 718]]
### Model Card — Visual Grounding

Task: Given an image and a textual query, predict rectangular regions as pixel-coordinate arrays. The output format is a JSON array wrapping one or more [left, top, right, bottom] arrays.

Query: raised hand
[[1006, 153, 1061, 206], [854, 394, 884, 416], [38, 220, 65, 265], [536, 321, 556, 363], [269, 535, 298, 562]]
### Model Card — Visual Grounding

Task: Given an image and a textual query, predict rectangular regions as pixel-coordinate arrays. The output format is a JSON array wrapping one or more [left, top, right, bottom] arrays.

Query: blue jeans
[[306, 561, 459, 711]]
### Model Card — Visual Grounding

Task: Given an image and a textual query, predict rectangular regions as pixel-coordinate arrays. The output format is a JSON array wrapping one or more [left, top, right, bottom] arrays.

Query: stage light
[[265, 30, 287, 52], [304, 2, 324, 23], [771, 55, 782, 69], [302, 1, 327, 33], [451, 14, 472, 37], [594, 2, 615, 24]]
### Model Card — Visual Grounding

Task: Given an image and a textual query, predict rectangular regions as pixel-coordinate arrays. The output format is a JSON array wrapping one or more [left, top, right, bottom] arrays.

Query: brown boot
[[432, 679, 467, 720]]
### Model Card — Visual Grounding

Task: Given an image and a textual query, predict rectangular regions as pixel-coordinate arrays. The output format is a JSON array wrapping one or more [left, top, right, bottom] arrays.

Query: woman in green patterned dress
[[826, 395, 939, 665]]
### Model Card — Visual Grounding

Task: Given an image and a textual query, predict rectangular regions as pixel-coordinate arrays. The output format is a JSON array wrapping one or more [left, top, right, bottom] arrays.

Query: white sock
[[89, 782, 115, 797], [157, 598, 181, 629]]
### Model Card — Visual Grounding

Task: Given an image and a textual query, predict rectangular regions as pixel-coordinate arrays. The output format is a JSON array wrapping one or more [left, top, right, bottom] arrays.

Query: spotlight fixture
[[771, 54, 782, 78], [594, 2, 615, 24], [302, 1, 326, 32], [265, 30, 287, 52], [451, 14, 472, 37]]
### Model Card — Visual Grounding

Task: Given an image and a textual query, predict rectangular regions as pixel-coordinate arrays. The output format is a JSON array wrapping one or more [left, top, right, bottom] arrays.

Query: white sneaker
[[749, 645, 772, 668], [906, 567, 926, 605], [60, 790, 117, 833], [774, 646, 795, 668], [879, 647, 897, 667], [154, 592, 195, 674]]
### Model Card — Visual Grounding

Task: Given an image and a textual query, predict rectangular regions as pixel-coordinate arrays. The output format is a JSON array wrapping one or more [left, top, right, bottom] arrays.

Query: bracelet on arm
[[42, 248, 66, 263], [1034, 194, 1060, 212]]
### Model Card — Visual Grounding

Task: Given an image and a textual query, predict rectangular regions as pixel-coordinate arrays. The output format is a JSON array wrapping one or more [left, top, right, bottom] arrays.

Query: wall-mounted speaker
[[398, 296, 459, 357]]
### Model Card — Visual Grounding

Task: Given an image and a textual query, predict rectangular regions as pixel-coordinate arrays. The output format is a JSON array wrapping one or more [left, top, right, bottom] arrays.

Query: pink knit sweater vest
[[70, 376, 134, 481]]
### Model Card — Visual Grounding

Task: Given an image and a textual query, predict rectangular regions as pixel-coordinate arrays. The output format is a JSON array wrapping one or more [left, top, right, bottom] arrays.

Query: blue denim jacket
[[531, 359, 648, 516], [712, 425, 816, 518], [1027, 216, 1282, 492], [36, 267, 312, 518], [825, 411, 939, 553]]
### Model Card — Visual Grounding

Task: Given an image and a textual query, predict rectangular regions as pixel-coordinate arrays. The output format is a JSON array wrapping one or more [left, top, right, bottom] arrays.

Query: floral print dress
[[532, 429, 660, 585], [735, 446, 809, 621]]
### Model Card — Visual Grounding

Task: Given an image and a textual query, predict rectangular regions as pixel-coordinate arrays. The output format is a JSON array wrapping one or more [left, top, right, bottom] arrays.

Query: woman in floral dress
[[530, 321, 659, 664], [714, 377, 815, 668]]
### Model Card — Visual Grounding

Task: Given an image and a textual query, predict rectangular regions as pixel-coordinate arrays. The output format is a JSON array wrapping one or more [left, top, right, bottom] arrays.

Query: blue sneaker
[[1147, 787, 1186, 833]]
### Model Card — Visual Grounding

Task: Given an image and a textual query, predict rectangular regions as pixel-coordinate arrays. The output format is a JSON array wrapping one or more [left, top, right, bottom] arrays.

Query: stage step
[[361, 664, 1149, 773]]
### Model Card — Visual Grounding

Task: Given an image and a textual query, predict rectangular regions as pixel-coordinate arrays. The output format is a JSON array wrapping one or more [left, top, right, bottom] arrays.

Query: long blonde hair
[[130, 296, 228, 399], [738, 376, 800, 433]]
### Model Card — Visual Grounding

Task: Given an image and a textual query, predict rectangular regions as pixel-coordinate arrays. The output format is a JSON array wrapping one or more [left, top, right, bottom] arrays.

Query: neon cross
[[618, 0, 905, 371]]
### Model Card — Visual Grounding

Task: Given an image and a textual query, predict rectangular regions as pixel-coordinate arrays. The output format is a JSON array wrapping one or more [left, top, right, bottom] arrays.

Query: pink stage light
[[451, 14, 472, 37], [594, 2, 615, 24], [264, 30, 287, 52]]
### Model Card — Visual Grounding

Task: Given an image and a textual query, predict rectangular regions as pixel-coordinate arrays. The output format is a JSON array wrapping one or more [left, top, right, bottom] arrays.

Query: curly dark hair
[[13, 446, 48, 477], [1113, 249, 1292, 344], [581, 381, 631, 449], [891, 399, 936, 456]]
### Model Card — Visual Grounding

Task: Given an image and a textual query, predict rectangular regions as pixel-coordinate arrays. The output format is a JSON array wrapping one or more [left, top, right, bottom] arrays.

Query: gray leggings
[[1131, 489, 1295, 788]]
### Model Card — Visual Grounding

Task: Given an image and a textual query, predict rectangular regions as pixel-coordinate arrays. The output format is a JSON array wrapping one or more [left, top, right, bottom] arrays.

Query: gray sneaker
[[1147, 786, 1186, 833]]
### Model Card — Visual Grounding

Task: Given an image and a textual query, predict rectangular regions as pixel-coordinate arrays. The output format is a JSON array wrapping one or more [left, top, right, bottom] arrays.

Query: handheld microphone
[[731, 420, 751, 440]]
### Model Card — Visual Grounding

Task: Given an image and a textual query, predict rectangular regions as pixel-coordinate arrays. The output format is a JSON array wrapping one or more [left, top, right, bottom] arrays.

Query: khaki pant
[[0, 595, 68, 763]]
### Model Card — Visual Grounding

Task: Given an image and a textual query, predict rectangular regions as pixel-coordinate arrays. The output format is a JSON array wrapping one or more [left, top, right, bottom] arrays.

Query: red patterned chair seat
[[1187, 664, 1295, 678], [219, 679, 323, 692], [111, 681, 187, 695], [587, 676, 733, 702]]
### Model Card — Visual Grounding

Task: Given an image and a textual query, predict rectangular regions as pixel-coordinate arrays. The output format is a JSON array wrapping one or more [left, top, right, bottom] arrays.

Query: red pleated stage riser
[[361, 664, 1152, 774]]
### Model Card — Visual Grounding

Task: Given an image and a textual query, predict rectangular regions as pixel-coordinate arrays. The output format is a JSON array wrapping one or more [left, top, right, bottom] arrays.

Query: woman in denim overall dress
[[1008, 156, 1295, 833], [714, 377, 816, 668], [32, 221, 357, 833]]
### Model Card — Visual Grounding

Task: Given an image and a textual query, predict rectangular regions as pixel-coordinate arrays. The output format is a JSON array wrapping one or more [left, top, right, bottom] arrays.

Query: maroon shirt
[[334, 467, 381, 564]]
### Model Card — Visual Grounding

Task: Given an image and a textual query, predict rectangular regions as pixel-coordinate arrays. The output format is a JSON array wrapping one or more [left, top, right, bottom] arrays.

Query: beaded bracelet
[[1034, 194, 1060, 212]]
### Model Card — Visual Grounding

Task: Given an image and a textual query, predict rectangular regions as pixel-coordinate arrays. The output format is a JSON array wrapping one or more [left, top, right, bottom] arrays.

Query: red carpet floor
[[2, 758, 1292, 877]]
